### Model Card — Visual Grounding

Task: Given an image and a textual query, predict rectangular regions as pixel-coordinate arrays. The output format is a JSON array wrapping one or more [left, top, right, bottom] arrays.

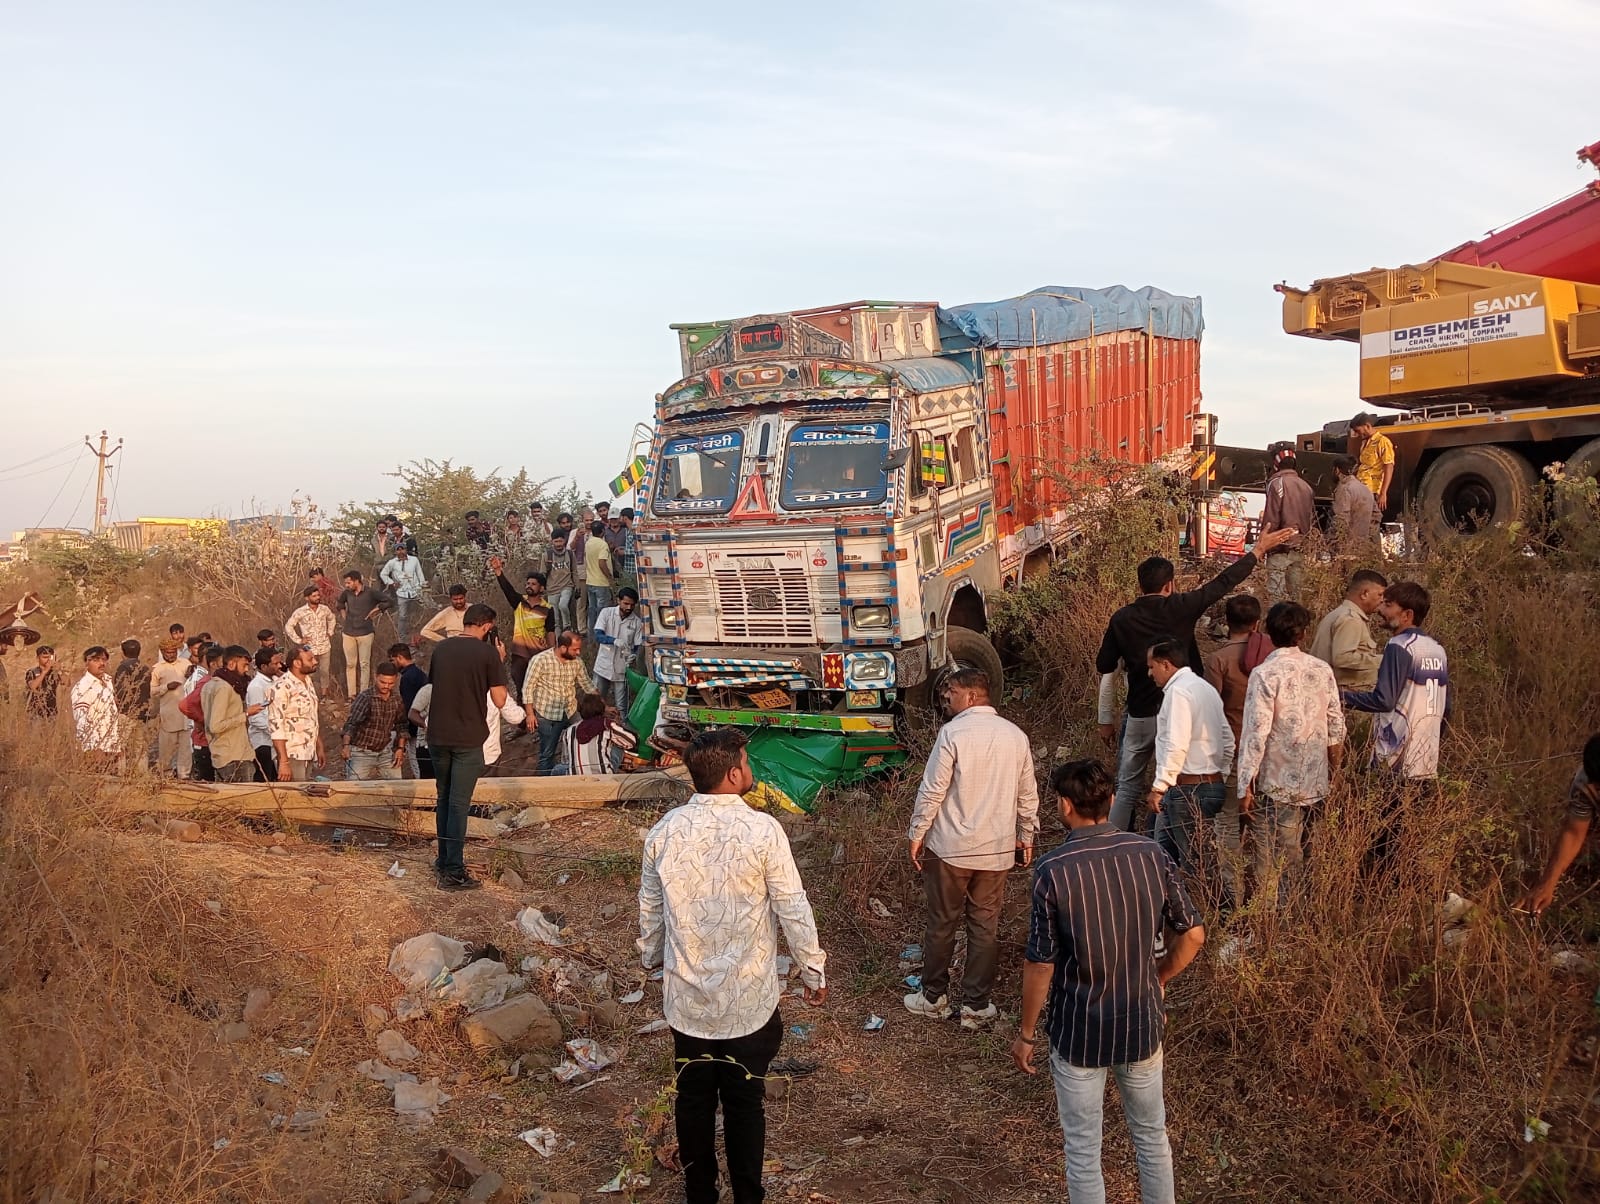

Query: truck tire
[[1556, 436, 1600, 524], [1416, 446, 1535, 540], [943, 627, 1005, 698]]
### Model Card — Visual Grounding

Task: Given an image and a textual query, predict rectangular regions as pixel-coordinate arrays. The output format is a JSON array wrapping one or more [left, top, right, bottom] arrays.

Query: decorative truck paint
[[634, 288, 1205, 733]]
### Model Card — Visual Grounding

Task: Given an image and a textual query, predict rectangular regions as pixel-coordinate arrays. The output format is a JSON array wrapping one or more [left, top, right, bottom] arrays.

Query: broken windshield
[[781, 421, 890, 510], [652, 429, 744, 515]]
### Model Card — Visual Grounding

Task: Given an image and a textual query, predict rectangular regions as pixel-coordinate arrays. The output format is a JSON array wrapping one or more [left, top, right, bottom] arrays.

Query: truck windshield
[[652, 429, 744, 515], [781, 421, 890, 510]]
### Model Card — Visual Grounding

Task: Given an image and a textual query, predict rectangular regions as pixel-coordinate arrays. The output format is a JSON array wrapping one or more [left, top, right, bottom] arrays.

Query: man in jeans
[[1096, 528, 1295, 834], [1145, 638, 1234, 873], [582, 519, 615, 640], [1236, 602, 1346, 906], [1014, 759, 1204, 1204], [341, 660, 408, 780], [639, 728, 828, 1204], [336, 570, 386, 697], [201, 646, 259, 783], [545, 532, 577, 637], [905, 667, 1038, 1030], [426, 603, 508, 890], [521, 631, 595, 773], [1259, 446, 1316, 601], [285, 586, 337, 686], [593, 587, 645, 713], [1203, 595, 1267, 913], [379, 545, 427, 638], [269, 646, 325, 781]]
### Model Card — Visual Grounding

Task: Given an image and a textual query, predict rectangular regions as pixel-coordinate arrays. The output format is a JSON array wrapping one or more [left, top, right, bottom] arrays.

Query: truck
[[1197, 138, 1600, 543], [632, 286, 1204, 750]]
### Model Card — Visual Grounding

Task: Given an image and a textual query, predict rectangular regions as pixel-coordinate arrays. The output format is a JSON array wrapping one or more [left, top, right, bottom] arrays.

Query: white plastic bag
[[388, 933, 468, 991], [439, 958, 525, 1013], [517, 907, 564, 946]]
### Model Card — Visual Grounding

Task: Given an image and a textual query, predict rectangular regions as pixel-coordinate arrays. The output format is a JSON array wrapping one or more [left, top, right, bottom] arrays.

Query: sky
[[2, 0, 1597, 533]]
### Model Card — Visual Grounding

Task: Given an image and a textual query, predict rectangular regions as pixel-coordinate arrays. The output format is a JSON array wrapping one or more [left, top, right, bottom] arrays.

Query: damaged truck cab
[[634, 289, 1204, 746]]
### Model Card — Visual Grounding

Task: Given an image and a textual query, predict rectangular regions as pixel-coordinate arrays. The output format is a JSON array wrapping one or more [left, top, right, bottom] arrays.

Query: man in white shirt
[[593, 588, 645, 713], [419, 584, 470, 645], [379, 546, 428, 638], [70, 645, 122, 769], [284, 586, 337, 685], [639, 728, 827, 1204], [151, 637, 193, 777], [1146, 637, 1235, 873], [1236, 602, 1345, 906], [905, 667, 1039, 1030], [246, 648, 284, 781]]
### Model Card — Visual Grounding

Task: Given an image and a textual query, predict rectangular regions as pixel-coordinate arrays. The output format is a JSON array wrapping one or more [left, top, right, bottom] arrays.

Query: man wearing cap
[[1260, 446, 1316, 601], [1350, 414, 1396, 516]]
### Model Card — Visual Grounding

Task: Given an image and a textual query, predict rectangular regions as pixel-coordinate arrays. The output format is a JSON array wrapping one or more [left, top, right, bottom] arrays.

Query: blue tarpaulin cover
[[937, 285, 1204, 349], [887, 355, 980, 392]]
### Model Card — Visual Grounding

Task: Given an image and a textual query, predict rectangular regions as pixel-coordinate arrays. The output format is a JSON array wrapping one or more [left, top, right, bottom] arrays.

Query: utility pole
[[83, 430, 123, 535]]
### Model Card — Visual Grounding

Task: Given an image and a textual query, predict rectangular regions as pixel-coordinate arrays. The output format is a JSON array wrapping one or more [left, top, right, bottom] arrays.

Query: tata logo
[[1471, 291, 1538, 316]]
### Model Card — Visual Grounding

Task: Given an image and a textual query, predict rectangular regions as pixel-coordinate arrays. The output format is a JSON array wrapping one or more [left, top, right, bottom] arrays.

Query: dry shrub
[[0, 713, 348, 1204]]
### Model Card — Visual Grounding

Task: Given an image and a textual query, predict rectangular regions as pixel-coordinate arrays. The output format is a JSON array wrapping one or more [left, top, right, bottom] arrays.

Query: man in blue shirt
[[1013, 759, 1205, 1204]]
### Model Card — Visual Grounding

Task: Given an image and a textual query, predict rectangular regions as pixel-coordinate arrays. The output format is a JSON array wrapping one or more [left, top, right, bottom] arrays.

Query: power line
[[0, 440, 78, 476], [0, 447, 84, 484], [62, 467, 96, 531], [32, 450, 86, 530]]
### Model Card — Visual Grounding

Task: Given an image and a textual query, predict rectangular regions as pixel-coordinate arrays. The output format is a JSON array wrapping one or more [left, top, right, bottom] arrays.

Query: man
[[427, 603, 509, 890], [1350, 412, 1396, 516], [342, 661, 408, 780], [269, 645, 325, 781], [380, 544, 428, 638], [905, 667, 1039, 1029], [169, 623, 189, 661], [521, 631, 595, 774], [1342, 581, 1448, 781], [372, 516, 392, 561], [583, 519, 614, 639], [463, 509, 492, 550], [179, 644, 223, 782], [593, 588, 645, 713], [247, 648, 283, 781], [71, 646, 122, 769], [1146, 638, 1234, 873], [1235, 603, 1346, 905], [1014, 759, 1204, 1204], [559, 692, 638, 775], [605, 508, 634, 590], [202, 645, 259, 782], [526, 501, 553, 573], [1095, 527, 1295, 833], [113, 638, 152, 722], [639, 728, 828, 1204], [152, 638, 193, 777], [388, 516, 418, 556], [389, 643, 429, 778], [1519, 735, 1600, 915], [1331, 455, 1381, 556], [1259, 446, 1316, 601], [490, 555, 556, 692], [545, 533, 576, 637], [336, 570, 387, 696], [568, 514, 591, 633], [308, 566, 340, 600], [420, 584, 470, 645], [25, 645, 61, 720], [256, 628, 279, 653], [1311, 569, 1388, 690], [285, 586, 337, 683], [1203, 595, 1267, 912]]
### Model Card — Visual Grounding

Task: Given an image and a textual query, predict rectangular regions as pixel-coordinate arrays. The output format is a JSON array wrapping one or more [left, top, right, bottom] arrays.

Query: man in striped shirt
[[1014, 759, 1204, 1204]]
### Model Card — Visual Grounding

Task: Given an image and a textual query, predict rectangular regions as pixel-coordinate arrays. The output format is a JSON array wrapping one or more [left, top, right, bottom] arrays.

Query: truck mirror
[[882, 447, 912, 472]]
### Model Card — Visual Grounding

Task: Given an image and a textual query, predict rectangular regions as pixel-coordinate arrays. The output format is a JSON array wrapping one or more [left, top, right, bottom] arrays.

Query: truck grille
[[713, 567, 815, 642]]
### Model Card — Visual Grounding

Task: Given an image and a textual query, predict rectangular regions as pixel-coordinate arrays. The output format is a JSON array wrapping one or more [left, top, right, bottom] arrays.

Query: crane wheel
[[1556, 437, 1600, 525], [1416, 446, 1535, 541]]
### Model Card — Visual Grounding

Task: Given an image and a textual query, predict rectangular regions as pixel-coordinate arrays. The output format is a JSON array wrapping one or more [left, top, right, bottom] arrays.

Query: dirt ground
[[131, 792, 1166, 1204]]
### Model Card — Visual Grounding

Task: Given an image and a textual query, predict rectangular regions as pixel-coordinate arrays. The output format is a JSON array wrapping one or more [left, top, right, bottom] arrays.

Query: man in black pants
[[426, 603, 508, 890], [639, 729, 829, 1204]]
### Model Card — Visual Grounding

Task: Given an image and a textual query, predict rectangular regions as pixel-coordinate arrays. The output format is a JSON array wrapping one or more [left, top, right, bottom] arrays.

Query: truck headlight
[[852, 605, 892, 630], [654, 650, 686, 685], [656, 604, 678, 629], [847, 654, 891, 683]]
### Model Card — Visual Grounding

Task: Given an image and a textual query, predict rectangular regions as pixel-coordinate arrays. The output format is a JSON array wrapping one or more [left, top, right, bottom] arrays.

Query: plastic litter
[[776, 956, 792, 977], [864, 1015, 886, 1032], [619, 988, 645, 1005], [438, 958, 525, 1012], [387, 861, 406, 878], [789, 1024, 813, 1042], [868, 897, 891, 919], [280, 1046, 312, 1057], [203, 900, 223, 915], [566, 1038, 613, 1071], [356, 1059, 417, 1087], [521, 955, 545, 973], [903, 975, 922, 991], [212, 1138, 231, 1151], [393, 1078, 450, 1124], [556, 873, 570, 885], [1525, 1116, 1552, 1143], [393, 996, 426, 1022], [518, 1126, 558, 1157], [261, 1071, 287, 1085], [1440, 892, 1474, 924], [635, 1019, 670, 1035], [517, 907, 565, 946], [376, 1029, 420, 1063], [598, 1170, 650, 1194], [1551, 949, 1595, 973], [388, 933, 468, 991]]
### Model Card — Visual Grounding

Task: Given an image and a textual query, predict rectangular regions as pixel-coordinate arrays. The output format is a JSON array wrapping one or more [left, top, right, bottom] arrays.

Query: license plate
[[666, 685, 687, 702], [846, 690, 880, 709]]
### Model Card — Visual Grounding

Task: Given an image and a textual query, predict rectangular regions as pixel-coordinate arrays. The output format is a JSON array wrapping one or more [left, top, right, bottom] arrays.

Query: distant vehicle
[[633, 286, 1204, 741]]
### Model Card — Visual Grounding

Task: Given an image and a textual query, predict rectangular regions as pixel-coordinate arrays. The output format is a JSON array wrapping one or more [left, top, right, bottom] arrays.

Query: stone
[[217, 1022, 251, 1044], [529, 1193, 580, 1204], [398, 1191, 433, 1204], [765, 1075, 789, 1101], [362, 1004, 390, 1033], [266, 845, 291, 857], [434, 1147, 491, 1189], [459, 994, 562, 1055], [598, 902, 619, 920], [497, 868, 525, 891], [590, 999, 620, 1030], [139, 814, 165, 833], [242, 988, 272, 1024], [376, 1029, 421, 1063], [165, 819, 202, 842], [462, 1171, 510, 1203]]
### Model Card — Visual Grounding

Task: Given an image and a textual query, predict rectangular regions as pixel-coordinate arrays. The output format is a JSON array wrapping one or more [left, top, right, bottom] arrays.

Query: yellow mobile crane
[[1201, 139, 1600, 542]]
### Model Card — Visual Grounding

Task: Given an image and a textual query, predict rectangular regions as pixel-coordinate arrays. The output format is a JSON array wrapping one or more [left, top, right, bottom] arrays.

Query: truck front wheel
[[943, 627, 1004, 698], [1416, 446, 1535, 541]]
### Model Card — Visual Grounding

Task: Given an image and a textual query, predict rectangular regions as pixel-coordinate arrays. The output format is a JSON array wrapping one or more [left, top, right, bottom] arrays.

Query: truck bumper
[[667, 703, 897, 734]]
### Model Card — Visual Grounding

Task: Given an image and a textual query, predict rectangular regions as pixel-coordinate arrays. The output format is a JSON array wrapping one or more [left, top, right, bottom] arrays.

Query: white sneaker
[[959, 1004, 998, 1031], [902, 990, 951, 1019]]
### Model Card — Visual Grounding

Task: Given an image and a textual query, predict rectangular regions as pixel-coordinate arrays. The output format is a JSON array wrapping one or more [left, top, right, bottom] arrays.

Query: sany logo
[[1471, 291, 1538, 316]]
